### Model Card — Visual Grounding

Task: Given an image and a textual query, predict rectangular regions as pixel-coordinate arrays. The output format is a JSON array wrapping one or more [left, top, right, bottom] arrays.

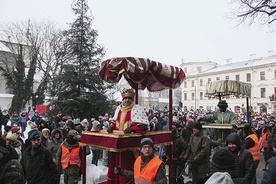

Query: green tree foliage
[[0, 41, 37, 114], [53, 0, 114, 119]]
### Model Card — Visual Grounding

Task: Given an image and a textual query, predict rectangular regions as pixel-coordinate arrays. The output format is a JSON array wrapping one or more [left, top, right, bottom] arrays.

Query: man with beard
[[225, 133, 254, 184], [106, 88, 149, 184], [114, 137, 167, 184]]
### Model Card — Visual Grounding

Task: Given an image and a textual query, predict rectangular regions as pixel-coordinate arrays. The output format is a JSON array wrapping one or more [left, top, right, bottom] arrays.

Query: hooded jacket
[[225, 133, 254, 183]]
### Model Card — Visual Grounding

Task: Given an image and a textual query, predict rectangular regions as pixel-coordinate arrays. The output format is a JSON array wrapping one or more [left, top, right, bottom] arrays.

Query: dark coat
[[21, 144, 59, 184], [225, 133, 254, 184]]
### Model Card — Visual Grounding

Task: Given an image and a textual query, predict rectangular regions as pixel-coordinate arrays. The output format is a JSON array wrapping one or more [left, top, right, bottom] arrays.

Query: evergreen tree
[[54, 0, 113, 119]]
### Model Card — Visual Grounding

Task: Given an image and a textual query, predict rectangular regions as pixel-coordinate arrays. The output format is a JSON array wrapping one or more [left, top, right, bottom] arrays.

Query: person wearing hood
[[183, 122, 211, 184], [48, 129, 63, 161], [243, 124, 261, 184], [225, 133, 254, 184], [56, 129, 83, 184], [0, 137, 24, 184], [114, 137, 167, 184], [198, 149, 247, 184], [21, 129, 59, 184]]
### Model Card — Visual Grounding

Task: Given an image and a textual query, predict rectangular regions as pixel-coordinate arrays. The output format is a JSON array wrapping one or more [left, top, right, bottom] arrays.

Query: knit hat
[[193, 122, 202, 131], [0, 137, 7, 154], [6, 131, 19, 142], [217, 100, 228, 107], [225, 133, 241, 146], [68, 130, 81, 139], [140, 137, 154, 148], [211, 149, 235, 170], [73, 118, 80, 125], [205, 172, 234, 184], [28, 129, 42, 140]]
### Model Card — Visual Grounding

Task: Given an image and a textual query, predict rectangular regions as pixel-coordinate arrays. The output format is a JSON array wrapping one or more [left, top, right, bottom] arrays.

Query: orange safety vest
[[61, 143, 81, 170], [246, 134, 261, 161], [134, 156, 162, 184], [261, 132, 268, 148]]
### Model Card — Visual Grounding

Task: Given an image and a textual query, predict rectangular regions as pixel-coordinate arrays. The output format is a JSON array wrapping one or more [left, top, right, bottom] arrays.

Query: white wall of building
[[180, 55, 276, 114]]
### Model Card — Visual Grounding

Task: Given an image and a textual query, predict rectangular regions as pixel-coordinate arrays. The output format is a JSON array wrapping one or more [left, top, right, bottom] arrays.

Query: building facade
[[180, 55, 276, 114]]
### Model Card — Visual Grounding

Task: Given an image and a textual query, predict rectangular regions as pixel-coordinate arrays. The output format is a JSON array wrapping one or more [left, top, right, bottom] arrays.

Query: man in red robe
[[106, 88, 149, 184]]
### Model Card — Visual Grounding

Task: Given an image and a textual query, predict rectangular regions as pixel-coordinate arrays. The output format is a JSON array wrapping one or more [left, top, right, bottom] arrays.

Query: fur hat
[[217, 100, 228, 107], [211, 149, 235, 170], [28, 120, 37, 129], [140, 137, 154, 148], [121, 88, 135, 100], [6, 131, 19, 142], [0, 137, 7, 154], [10, 126, 20, 133], [68, 130, 81, 139], [193, 122, 202, 131]]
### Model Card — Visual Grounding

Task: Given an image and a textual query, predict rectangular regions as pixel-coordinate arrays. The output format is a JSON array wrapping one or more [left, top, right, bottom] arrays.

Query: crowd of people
[[1, 89, 276, 183]]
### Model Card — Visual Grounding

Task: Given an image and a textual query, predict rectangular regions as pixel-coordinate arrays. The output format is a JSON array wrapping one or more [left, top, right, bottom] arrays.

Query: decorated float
[[203, 80, 252, 139], [80, 57, 186, 184]]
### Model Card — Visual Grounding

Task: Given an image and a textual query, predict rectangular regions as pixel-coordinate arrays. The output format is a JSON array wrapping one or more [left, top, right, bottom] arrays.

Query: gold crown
[[121, 88, 135, 99]]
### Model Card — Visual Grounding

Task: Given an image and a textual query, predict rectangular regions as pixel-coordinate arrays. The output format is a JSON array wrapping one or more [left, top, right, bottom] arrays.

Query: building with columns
[[180, 54, 276, 114]]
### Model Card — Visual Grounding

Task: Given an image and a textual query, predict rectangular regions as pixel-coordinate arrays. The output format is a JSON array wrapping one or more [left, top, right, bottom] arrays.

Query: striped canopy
[[98, 57, 185, 92]]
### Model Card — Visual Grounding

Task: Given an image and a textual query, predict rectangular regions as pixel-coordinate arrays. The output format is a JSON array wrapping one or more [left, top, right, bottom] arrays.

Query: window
[[208, 78, 211, 82], [200, 92, 203, 100], [216, 77, 220, 80], [192, 93, 195, 100], [191, 80, 195, 87], [225, 76, 229, 80], [199, 79, 203, 86], [261, 88, 266, 98], [246, 73, 251, 82], [274, 70, 276, 79], [260, 71, 265, 80], [235, 75, 240, 81], [184, 81, 187, 88], [184, 93, 187, 100]]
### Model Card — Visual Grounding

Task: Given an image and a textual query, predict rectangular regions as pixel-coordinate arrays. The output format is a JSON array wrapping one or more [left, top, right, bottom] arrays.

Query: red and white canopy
[[98, 57, 185, 92]]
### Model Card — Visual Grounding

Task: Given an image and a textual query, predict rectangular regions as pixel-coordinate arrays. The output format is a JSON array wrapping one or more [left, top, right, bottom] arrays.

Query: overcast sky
[[1, 0, 275, 67]]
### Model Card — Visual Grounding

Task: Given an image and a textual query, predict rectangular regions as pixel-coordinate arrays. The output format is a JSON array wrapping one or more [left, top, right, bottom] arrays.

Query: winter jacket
[[21, 144, 59, 184], [48, 129, 63, 161], [0, 147, 24, 184], [261, 156, 276, 184], [225, 133, 254, 184], [56, 138, 82, 175], [184, 131, 210, 163], [202, 110, 238, 126]]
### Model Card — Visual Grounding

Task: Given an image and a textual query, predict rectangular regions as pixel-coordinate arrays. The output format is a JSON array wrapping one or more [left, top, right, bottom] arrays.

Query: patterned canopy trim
[[205, 80, 252, 97], [98, 57, 186, 91]]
